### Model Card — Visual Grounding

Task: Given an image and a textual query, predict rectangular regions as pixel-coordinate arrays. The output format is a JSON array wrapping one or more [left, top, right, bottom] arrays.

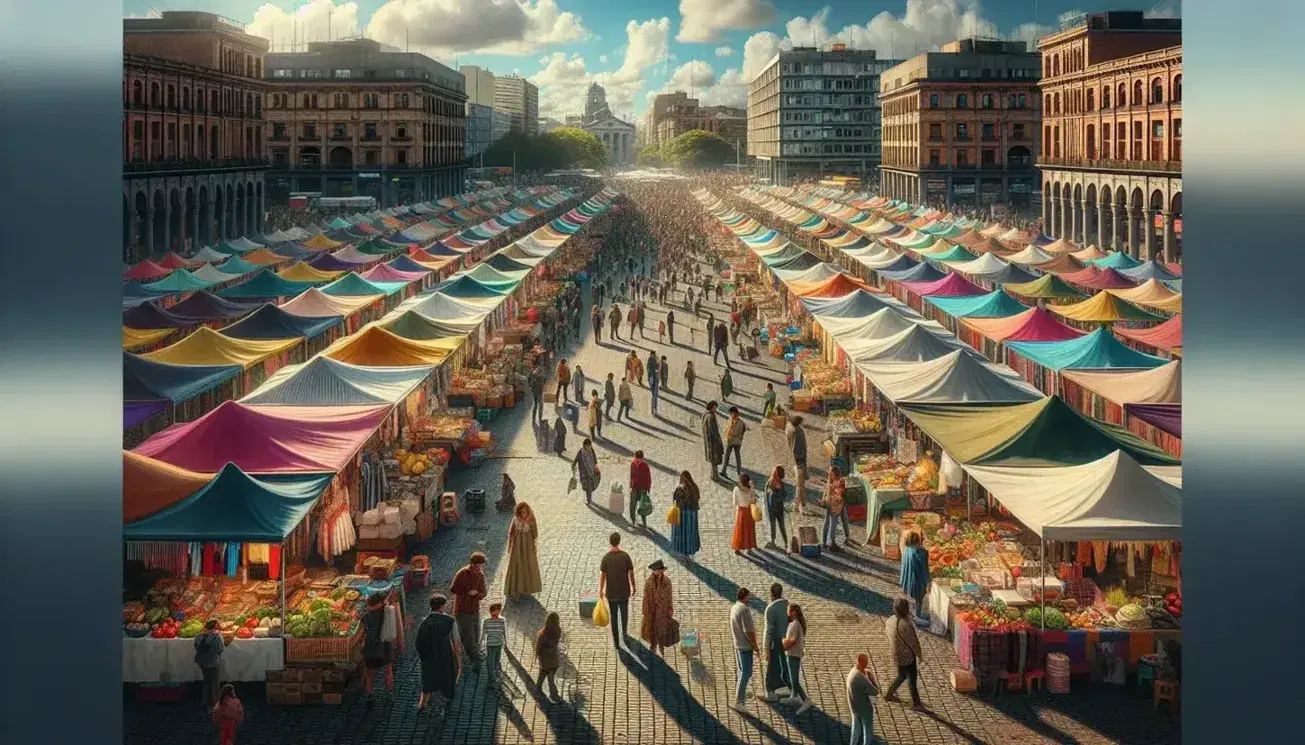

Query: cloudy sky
[[124, 0, 1175, 121]]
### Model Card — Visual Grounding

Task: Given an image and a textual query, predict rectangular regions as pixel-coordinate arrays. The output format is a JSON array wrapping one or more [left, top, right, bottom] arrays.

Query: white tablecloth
[[924, 581, 959, 638], [123, 637, 284, 683]]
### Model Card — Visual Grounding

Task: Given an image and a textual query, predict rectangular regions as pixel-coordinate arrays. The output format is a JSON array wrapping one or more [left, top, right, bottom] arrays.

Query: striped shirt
[[482, 616, 506, 648]]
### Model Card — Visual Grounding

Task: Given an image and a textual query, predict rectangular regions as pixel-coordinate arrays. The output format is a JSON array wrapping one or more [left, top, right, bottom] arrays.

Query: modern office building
[[458, 64, 497, 108], [878, 38, 1042, 210], [465, 102, 494, 162], [494, 75, 539, 135], [747, 45, 900, 185], [1036, 10, 1182, 260], [263, 38, 467, 206], [122, 10, 271, 260]]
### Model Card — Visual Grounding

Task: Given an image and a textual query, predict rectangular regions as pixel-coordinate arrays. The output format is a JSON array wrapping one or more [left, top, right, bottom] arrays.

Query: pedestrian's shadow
[[741, 551, 893, 616], [504, 648, 603, 744], [622, 648, 747, 745], [646, 532, 766, 612]]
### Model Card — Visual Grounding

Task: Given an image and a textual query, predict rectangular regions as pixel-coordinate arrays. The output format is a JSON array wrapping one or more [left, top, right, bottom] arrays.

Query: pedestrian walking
[[658, 356, 670, 392], [555, 359, 572, 403], [504, 503, 542, 597], [647, 352, 661, 414], [625, 350, 640, 384], [451, 553, 487, 665], [821, 465, 852, 549], [603, 373, 617, 420], [765, 466, 789, 548], [193, 619, 225, 708], [762, 383, 778, 418], [592, 305, 603, 342], [848, 654, 880, 745], [530, 365, 546, 423], [700, 401, 724, 480], [572, 364, 585, 403], [729, 587, 760, 712], [782, 604, 812, 713], [900, 530, 932, 620], [731, 474, 759, 553], [481, 603, 506, 685], [213, 684, 244, 745], [617, 378, 634, 421], [495, 472, 517, 512], [598, 532, 636, 650], [552, 414, 568, 456], [883, 597, 925, 710], [719, 368, 735, 403], [572, 438, 601, 505], [721, 406, 746, 478], [628, 449, 653, 528], [361, 591, 401, 693], [416, 595, 460, 712], [658, 318, 666, 343], [786, 415, 809, 514], [640, 560, 675, 656], [759, 583, 791, 702], [609, 304, 622, 340], [627, 305, 638, 338], [670, 470, 701, 557], [587, 390, 603, 439], [684, 360, 697, 400], [666, 309, 676, 343], [535, 612, 563, 700]]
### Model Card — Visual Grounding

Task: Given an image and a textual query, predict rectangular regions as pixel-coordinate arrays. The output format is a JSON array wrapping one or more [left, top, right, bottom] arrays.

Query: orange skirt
[[731, 506, 757, 551]]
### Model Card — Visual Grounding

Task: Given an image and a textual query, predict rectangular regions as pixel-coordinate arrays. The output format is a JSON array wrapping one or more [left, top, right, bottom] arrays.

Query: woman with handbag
[[640, 560, 675, 656], [730, 473, 760, 554], [670, 471, 701, 557], [361, 591, 402, 696]]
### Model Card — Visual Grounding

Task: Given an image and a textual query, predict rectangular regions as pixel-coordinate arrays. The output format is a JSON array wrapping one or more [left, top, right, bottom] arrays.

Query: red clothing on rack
[[268, 545, 281, 579]]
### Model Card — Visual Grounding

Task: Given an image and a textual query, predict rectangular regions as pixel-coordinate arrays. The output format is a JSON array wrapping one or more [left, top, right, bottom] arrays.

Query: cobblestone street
[[125, 277, 1180, 745]]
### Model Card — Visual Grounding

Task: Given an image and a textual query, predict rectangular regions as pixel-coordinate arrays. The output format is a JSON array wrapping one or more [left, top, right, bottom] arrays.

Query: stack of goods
[[797, 358, 853, 402], [857, 454, 905, 485], [407, 412, 479, 445], [449, 369, 513, 409], [827, 405, 884, 434], [955, 597, 1035, 633], [356, 503, 417, 543], [284, 586, 362, 640], [905, 454, 940, 494], [383, 446, 447, 507], [388, 446, 448, 478]]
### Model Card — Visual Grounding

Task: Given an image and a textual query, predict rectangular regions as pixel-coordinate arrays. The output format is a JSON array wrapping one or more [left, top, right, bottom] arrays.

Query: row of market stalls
[[694, 186, 1182, 691], [121, 187, 620, 692], [123, 187, 577, 446]]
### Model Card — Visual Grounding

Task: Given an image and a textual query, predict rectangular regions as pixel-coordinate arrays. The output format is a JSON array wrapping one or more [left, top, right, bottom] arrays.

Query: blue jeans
[[735, 650, 754, 703], [786, 656, 806, 700], [850, 711, 874, 745], [823, 507, 850, 545], [650, 383, 659, 411], [485, 644, 502, 681]]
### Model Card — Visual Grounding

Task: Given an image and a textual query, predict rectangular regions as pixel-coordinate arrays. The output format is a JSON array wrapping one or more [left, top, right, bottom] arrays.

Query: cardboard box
[[302, 682, 323, 695], [266, 683, 285, 699], [301, 669, 323, 684], [282, 693, 302, 706], [282, 683, 302, 695], [950, 670, 977, 693]]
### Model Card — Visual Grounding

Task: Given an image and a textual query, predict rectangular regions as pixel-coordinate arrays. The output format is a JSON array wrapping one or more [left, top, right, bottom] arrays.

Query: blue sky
[[125, 1, 1174, 119]]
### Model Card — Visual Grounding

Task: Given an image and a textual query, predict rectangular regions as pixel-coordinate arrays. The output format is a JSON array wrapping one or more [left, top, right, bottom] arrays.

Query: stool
[[409, 555, 431, 588], [1001, 671, 1023, 692], [1153, 679, 1179, 712], [1024, 669, 1045, 693]]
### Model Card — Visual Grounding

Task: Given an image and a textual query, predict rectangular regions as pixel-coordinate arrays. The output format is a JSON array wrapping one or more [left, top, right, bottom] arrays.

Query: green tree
[[663, 130, 736, 170], [636, 145, 662, 167], [542, 127, 609, 169]]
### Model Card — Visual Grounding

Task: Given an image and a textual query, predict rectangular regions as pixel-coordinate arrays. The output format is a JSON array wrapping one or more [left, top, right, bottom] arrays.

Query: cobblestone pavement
[[124, 268, 1181, 745]]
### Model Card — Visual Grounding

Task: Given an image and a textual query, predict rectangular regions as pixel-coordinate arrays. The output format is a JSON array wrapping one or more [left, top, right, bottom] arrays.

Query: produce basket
[[285, 626, 363, 664]]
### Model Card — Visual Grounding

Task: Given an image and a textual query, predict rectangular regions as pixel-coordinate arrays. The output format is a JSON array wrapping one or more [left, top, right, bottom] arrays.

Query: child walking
[[535, 612, 563, 700], [213, 684, 244, 745], [483, 602, 506, 685]]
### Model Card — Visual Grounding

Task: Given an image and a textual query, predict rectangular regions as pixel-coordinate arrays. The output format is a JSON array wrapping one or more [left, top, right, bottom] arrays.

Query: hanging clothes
[[268, 545, 282, 579], [226, 542, 241, 577], [126, 542, 189, 576]]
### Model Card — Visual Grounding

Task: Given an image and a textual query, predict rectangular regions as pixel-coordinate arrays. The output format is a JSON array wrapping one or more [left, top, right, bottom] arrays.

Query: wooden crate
[[284, 627, 363, 665]]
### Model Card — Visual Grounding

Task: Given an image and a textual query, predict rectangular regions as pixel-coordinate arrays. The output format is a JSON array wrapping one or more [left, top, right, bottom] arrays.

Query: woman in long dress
[[730, 473, 759, 553], [573, 438, 601, 505], [503, 502, 542, 597], [416, 594, 460, 712], [552, 414, 568, 456], [899, 530, 931, 619], [670, 470, 701, 557], [640, 560, 675, 656]]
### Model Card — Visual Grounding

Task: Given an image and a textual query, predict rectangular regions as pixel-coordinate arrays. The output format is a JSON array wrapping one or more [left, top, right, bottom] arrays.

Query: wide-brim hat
[[648, 559, 667, 572]]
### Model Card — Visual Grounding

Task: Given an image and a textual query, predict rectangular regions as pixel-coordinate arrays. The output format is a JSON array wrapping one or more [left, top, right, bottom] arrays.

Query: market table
[[858, 482, 907, 542], [123, 637, 284, 683], [952, 617, 1182, 680], [924, 580, 961, 637]]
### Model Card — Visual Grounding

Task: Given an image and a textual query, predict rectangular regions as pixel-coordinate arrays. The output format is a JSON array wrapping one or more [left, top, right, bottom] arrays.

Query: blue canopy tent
[[927, 290, 1031, 319], [1006, 328, 1170, 371], [880, 261, 946, 283], [221, 303, 343, 340], [219, 269, 321, 299], [123, 353, 241, 403]]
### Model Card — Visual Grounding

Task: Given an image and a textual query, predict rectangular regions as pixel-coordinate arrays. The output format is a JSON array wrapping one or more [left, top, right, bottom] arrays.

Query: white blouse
[[733, 485, 756, 507]]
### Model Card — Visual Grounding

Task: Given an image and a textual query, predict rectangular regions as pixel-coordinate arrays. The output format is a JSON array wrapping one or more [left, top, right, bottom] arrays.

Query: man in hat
[[640, 559, 674, 656]]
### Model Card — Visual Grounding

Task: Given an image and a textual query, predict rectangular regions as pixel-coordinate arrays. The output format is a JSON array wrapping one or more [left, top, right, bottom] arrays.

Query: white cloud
[[649, 60, 748, 109], [742, 30, 784, 82], [248, 0, 363, 50], [530, 17, 671, 121], [677, 0, 776, 43], [715, 45, 735, 57], [365, 0, 588, 56]]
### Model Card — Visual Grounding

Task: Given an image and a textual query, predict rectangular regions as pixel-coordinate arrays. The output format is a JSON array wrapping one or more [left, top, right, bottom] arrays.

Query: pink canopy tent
[[133, 401, 392, 473], [361, 263, 429, 283], [1058, 266, 1139, 291], [901, 272, 986, 297]]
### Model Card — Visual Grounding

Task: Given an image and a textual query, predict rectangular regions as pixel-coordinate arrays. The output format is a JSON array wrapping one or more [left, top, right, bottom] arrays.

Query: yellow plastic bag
[[667, 504, 681, 526], [592, 598, 610, 627], [750, 503, 763, 523]]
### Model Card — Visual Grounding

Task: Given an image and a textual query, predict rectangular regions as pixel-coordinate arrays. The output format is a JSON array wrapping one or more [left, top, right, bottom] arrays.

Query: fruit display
[[829, 405, 883, 434], [856, 454, 897, 474], [1115, 603, 1152, 629], [905, 454, 940, 493], [797, 358, 853, 399], [407, 413, 481, 443], [1163, 591, 1183, 618], [957, 599, 1033, 633], [394, 447, 443, 477]]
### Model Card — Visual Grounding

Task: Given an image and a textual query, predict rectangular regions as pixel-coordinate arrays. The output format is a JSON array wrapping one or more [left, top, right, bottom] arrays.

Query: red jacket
[[629, 458, 652, 491]]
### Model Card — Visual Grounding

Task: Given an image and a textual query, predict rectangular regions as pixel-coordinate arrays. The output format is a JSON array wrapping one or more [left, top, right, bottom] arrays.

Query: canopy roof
[[379, 309, 475, 341], [241, 248, 292, 266], [1003, 273, 1088, 300], [124, 463, 334, 542], [324, 325, 456, 366], [124, 353, 241, 404], [322, 272, 407, 297], [388, 254, 438, 273], [397, 291, 491, 327], [243, 356, 433, 406], [134, 401, 392, 473], [142, 269, 216, 294], [435, 275, 513, 299], [123, 260, 172, 280], [484, 252, 534, 273], [1058, 266, 1139, 291], [1087, 251, 1143, 270], [858, 349, 1044, 404], [189, 264, 244, 285], [280, 287, 383, 318], [464, 263, 527, 285], [220, 269, 320, 299], [922, 245, 978, 264], [191, 246, 231, 263], [786, 273, 875, 298], [1125, 403, 1182, 437], [1069, 244, 1108, 261], [122, 451, 214, 523], [961, 307, 1085, 344], [1008, 328, 1169, 371], [842, 324, 973, 363], [1106, 278, 1180, 308], [898, 396, 1180, 467], [124, 300, 199, 331], [124, 400, 168, 429], [123, 326, 176, 350], [1120, 259, 1181, 283], [1115, 314, 1182, 352], [927, 290, 1030, 319], [948, 253, 1009, 275], [1005, 244, 1056, 265], [901, 272, 986, 298], [1049, 291, 1167, 323], [361, 263, 428, 283], [141, 327, 301, 369], [1060, 361, 1182, 404], [803, 289, 917, 319], [880, 261, 945, 283], [775, 263, 848, 282], [963, 451, 1180, 541], [276, 261, 344, 283], [819, 307, 943, 341], [770, 252, 826, 273], [221, 303, 342, 340], [215, 257, 262, 276]]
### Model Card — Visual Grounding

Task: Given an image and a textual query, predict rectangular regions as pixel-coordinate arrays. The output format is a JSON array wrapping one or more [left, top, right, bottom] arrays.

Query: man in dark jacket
[[786, 415, 809, 513], [701, 401, 724, 481], [712, 320, 731, 368], [193, 619, 225, 707], [530, 365, 546, 423], [665, 309, 676, 344]]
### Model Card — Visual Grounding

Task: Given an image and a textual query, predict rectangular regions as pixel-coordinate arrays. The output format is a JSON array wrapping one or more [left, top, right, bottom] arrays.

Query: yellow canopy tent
[[276, 261, 344, 283], [142, 326, 301, 369], [123, 326, 176, 350], [324, 325, 455, 366]]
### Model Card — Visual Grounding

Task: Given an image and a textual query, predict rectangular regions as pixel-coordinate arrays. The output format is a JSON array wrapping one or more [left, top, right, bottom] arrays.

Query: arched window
[[981, 93, 994, 109], [182, 88, 190, 111], [1086, 124, 1096, 159], [1054, 92, 1060, 114], [1132, 80, 1143, 105], [1172, 74, 1182, 102], [956, 93, 968, 108], [1101, 86, 1110, 108], [1151, 77, 1164, 104], [1044, 93, 1052, 111], [1053, 55, 1061, 77], [149, 82, 161, 107], [166, 85, 175, 109], [1086, 88, 1094, 111], [1043, 58, 1051, 77], [929, 93, 939, 108], [132, 80, 143, 105], [1117, 83, 1126, 107]]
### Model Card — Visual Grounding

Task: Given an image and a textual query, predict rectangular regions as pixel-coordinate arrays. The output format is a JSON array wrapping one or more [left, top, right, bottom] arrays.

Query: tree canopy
[[662, 130, 736, 170], [544, 127, 608, 169], [480, 128, 608, 172], [636, 145, 662, 168]]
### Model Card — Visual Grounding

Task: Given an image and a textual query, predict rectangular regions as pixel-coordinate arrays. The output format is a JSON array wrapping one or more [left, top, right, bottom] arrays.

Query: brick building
[[878, 38, 1041, 211], [262, 39, 467, 206], [645, 92, 746, 159], [1037, 11, 1182, 260], [122, 11, 270, 261]]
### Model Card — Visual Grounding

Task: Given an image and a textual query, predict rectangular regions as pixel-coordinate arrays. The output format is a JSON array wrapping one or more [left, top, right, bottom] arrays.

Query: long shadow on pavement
[[622, 646, 747, 745]]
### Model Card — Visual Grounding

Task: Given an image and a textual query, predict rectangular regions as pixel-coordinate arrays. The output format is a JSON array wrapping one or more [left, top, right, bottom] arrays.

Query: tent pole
[[1039, 539, 1046, 630], [279, 544, 287, 637]]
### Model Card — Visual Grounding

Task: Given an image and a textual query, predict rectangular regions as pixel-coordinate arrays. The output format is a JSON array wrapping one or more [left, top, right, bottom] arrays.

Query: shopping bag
[[750, 503, 763, 523], [637, 492, 654, 517], [667, 504, 681, 526], [567, 475, 578, 494], [592, 599, 610, 628], [662, 617, 681, 647]]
